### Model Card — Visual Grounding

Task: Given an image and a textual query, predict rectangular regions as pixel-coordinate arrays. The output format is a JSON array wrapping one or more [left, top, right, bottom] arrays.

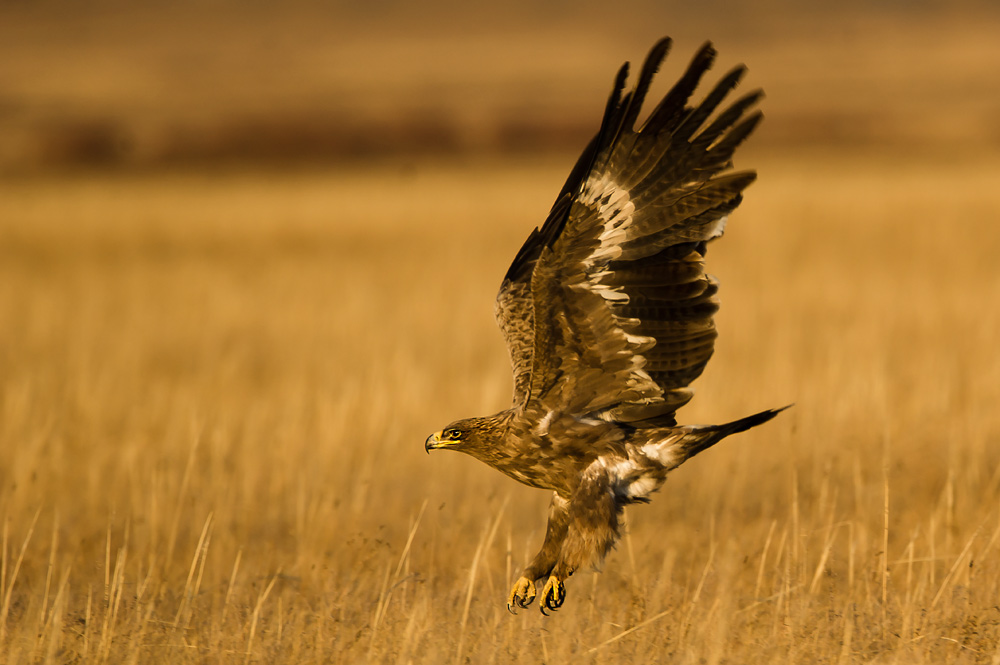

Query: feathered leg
[[508, 493, 570, 613], [540, 461, 624, 614]]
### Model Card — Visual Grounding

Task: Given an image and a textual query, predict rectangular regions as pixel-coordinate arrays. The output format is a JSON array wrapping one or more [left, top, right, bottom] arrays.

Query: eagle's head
[[424, 416, 501, 455]]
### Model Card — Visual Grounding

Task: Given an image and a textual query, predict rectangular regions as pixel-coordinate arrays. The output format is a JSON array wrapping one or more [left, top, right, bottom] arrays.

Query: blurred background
[[2, 2, 1000, 660], [2, 0, 998, 171]]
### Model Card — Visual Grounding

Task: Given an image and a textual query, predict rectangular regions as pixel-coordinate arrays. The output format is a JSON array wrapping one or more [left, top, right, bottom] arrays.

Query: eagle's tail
[[678, 405, 791, 461]]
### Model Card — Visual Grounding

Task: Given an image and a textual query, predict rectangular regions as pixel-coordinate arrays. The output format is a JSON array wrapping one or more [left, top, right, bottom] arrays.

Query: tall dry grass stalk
[[0, 151, 999, 662]]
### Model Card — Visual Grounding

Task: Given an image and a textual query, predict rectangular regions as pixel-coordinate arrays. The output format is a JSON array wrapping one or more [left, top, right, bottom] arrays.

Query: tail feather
[[680, 404, 791, 460]]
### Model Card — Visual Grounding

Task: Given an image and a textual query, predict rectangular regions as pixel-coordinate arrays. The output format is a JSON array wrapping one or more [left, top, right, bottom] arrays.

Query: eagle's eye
[[444, 428, 462, 440]]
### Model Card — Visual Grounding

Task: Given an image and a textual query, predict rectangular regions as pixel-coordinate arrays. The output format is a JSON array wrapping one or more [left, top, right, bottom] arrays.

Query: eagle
[[425, 37, 786, 614]]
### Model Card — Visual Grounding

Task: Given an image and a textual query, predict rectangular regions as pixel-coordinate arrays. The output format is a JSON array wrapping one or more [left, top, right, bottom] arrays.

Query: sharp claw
[[538, 575, 566, 614], [507, 576, 536, 615]]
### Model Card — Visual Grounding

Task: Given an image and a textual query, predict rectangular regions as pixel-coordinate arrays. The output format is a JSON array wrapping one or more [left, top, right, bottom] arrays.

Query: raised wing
[[495, 38, 761, 424]]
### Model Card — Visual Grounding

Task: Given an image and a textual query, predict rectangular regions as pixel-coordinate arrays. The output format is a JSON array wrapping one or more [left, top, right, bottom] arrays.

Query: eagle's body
[[426, 38, 786, 613]]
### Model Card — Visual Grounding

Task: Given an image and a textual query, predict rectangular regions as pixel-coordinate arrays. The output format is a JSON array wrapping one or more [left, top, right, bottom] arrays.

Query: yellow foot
[[507, 576, 536, 614], [540, 575, 566, 615]]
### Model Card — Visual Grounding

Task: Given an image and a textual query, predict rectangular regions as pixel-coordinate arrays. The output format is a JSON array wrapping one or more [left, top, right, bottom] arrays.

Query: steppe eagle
[[425, 37, 786, 614]]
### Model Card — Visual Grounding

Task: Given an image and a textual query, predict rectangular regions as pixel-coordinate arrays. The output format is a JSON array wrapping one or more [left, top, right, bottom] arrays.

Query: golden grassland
[[2, 149, 1000, 663]]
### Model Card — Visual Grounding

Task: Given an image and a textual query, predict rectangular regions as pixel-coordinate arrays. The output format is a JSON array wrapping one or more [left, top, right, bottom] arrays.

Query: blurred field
[[2, 1, 999, 168], [2, 150, 1000, 662], [3, 2, 1000, 663]]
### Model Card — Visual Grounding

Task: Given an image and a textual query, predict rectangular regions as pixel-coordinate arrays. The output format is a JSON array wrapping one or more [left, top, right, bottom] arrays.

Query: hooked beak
[[424, 431, 452, 453]]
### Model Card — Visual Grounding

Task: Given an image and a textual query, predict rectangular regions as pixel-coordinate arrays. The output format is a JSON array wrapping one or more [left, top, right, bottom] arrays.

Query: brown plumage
[[425, 37, 787, 614]]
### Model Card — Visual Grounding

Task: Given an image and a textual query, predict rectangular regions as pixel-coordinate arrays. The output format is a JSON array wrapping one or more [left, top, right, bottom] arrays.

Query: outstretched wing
[[495, 38, 762, 425]]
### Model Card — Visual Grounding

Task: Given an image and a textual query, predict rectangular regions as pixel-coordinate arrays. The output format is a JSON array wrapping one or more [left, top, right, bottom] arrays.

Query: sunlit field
[[1, 147, 999, 662], [2, 0, 1000, 661]]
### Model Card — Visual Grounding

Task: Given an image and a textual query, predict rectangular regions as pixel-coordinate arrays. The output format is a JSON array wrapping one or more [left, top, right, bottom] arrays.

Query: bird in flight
[[425, 37, 786, 614]]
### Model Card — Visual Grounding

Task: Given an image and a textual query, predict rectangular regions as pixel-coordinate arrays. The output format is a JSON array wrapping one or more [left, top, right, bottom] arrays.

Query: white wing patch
[[705, 215, 727, 240], [579, 174, 635, 267], [575, 175, 640, 311], [533, 409, 557, 436], [574, 173, 658, 390]]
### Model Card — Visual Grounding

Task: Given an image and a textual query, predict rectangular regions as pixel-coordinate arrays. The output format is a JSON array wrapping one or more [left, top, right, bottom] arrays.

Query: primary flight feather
[[425, 37, 786, 614]]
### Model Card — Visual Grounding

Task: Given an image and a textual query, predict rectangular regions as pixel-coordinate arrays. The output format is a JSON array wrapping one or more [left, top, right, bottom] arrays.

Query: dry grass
[[1, 148, 999, 663]]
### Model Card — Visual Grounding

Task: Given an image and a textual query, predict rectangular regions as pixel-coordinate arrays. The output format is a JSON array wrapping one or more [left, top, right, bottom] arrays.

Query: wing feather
[[495, 38, 761, 426]]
